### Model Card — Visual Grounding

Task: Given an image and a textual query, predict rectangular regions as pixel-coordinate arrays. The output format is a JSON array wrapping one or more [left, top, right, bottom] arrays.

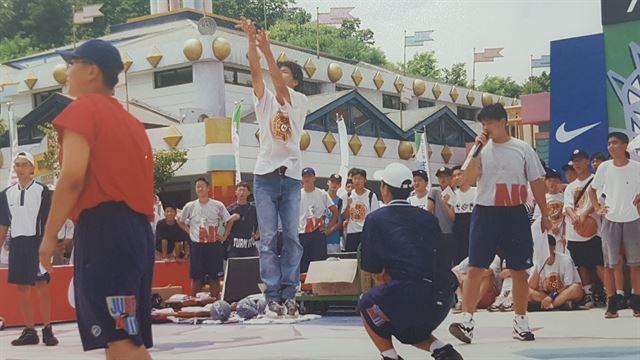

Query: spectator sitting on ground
[[528, 236, 584, 310], [487, 260, 514, 312], [452, 255, 501, 313]]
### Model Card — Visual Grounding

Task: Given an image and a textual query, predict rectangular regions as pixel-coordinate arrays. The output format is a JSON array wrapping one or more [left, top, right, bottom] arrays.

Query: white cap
[[15, 151, 35, 166], [374, 163, 413, 189]]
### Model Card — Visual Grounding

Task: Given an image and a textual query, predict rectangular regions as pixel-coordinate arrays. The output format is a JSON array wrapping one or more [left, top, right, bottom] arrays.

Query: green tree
[[480, 75, 523, 98], [153, 148, 188, 194], [39, 123, 60, 178], [400, 51, 441, 81], [522, 71, 551, 94], [0, 35, 41, 63], [268, 20, 388, 66], [0, 0, 72, 49], [70, 0, 150, 39], [210, 0, 310, 28], [441, 63, 467, 87]]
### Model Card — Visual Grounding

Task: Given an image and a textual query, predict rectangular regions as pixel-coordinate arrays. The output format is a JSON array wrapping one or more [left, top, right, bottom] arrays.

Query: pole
[[72, 5, 77, 50], [263, 0, 267, 29], [316, 7, 320, 59], [472, 47, 476, 90], [529, 54, 533, 94], [403, 30, 407, 76], [124, 71, 130, 111]]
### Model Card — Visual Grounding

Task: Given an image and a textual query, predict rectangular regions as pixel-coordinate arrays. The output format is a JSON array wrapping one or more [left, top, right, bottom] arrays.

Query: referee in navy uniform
[[0, 151, 58, 346], [358, 163, 462, 360]]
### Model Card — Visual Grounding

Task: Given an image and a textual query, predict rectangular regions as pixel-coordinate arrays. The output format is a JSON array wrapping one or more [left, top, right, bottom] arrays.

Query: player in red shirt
[[39, 39, 154, 360]]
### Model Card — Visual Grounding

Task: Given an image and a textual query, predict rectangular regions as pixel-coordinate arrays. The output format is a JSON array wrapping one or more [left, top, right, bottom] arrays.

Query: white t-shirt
[[180, 199, 231, 243], [534, 192, 565, 242], [476, 138, 546, 207], [347, 189, 379, 234], [533, 252, 580, 289], [448, 187, 477, 214], [253, 87, 309, 180], [564, 175, 598, 242], [454, 255, 501, 278], [591, 160, 640, 223], [299, 188, 334, 234], [57, 219, 75, 240], [408, 193, 429, 210]]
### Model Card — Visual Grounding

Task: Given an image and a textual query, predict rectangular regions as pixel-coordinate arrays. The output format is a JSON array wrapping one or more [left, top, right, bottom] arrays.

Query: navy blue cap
[[302, 167, 316, 176], [544, 168, 562, 180], [412, 169, 429, 182], [329, 173, 342, 182], [56, 39, 123, 82], [570, 148, 589, 161]]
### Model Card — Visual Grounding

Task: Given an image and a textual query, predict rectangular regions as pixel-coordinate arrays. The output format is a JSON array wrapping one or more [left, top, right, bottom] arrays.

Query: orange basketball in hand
[[575, 216, 598, 238]]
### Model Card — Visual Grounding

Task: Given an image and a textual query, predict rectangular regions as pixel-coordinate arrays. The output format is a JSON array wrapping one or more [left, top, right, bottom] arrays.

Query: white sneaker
[[513, 315, 535, 341], [265, 301, 284, 319], [448, 313, 474, 344]]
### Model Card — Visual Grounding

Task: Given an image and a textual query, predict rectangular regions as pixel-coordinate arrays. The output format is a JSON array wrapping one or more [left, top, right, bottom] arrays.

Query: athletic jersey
[[0, 181, 50, 238]]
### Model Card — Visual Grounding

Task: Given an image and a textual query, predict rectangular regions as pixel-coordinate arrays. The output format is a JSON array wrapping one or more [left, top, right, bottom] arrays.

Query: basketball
[[575, 216, 598, 238]]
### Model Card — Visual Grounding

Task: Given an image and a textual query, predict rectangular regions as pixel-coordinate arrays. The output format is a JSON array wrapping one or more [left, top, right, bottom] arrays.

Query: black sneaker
[[11, 327, 39, 346], [513, 317, 535, 341], [432, 344, 464, 360], [283, 298, 299, 319], [605, 295, 622, 319], [629, 294, 640, 318], [448, 320, 474, 344], [265, 300, 284, 319], [42, 324, 59, 346]]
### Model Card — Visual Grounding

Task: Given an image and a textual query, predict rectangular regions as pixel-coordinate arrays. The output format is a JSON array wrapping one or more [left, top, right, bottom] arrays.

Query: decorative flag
[[337, 114, 349, 189], [405, 30, 434, 47], [414, 131, 430, 174], [73, 3, 104, 25], [474, 47, 504, 63], [531, 55, 551, 68], [317, 7, 355, 25], [231, 102, 242, 184]]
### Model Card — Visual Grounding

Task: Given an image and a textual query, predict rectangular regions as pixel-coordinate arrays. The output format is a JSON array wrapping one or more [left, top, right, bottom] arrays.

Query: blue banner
[[549, 34, 609, 174]]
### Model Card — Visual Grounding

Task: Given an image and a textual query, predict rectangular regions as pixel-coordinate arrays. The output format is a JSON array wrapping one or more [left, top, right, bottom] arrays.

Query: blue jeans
[[254, 173, 302, 302]]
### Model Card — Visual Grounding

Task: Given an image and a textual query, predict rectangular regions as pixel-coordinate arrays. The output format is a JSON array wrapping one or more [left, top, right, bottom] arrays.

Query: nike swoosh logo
[[555, 122, 601, 143]]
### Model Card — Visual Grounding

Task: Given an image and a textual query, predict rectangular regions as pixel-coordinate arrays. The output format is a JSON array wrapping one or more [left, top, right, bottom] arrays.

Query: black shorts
[[453, 213, 472, 265], [190, 242, 224, 281], [8, 236, 50, 285], [300, 231, 328, 273], [469, 205, 533, 270], [73, 202, 154, 351], [439, 233, 456, 269], [346, 232, 363, 252], [359, 279, 452, 345], [568, 236, 604, 268]]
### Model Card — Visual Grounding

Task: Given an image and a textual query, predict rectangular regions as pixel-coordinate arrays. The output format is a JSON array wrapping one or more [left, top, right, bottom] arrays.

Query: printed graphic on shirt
[[572, 186, 590, 210], [270, 111, 292, 142], [494, 183, 528, 206], [350, 201, 368, 223], [548, 200, 564, 225], [304, 205, 325, 233]]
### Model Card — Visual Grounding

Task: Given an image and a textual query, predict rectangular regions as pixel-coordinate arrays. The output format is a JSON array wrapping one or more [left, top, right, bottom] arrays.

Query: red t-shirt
[[53, 94, 154, 221]]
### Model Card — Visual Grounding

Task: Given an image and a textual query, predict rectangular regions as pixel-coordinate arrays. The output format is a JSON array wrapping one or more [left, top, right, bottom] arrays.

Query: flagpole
[[72, 5, 77, 49], [316, 7, 320, 59], [403, 29, 407, 76], [472, 47, 476, 90], [263, 0, 267, 29], [529, 54, 533, 94]]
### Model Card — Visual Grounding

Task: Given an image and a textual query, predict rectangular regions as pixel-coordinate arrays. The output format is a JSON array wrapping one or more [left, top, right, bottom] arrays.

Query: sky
[[295, 0, 604, 84]]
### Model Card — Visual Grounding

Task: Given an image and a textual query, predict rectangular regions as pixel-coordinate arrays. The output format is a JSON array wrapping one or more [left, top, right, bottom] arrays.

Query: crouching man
[[528, 236, 583, 310], [358, 163, 463, 360]]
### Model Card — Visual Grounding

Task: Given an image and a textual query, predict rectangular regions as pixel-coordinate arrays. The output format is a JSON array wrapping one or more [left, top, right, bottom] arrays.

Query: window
[[457, 106, 478, 121], [424, 117, 470, 147], [224, 67, 253, 88], [153, 66, 193, 88], [33, 89, 61, 108], [418, 99, 435, 108], [382, 94, 406, 110], [302, 81, 321, 96]]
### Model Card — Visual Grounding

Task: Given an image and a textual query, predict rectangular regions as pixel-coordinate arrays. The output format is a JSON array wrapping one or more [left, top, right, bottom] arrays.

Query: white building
[[0, 4, 515, 206]]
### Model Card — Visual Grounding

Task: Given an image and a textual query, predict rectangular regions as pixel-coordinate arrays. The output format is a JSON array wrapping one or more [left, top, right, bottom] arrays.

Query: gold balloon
[[183, 38, 203, 61], [213, 37, 231, 61], [398, 141, 414, 160], [327, 63, 343, 83], [413, 79, 426, 97], [53, 64, 67, 85], [481, 93, 494, 107], [299, 130, 311, 150]]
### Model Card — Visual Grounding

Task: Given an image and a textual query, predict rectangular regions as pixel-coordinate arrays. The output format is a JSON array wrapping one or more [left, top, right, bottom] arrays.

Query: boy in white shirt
[[345, 168, 379, 252], [589, 132, 640, 318]]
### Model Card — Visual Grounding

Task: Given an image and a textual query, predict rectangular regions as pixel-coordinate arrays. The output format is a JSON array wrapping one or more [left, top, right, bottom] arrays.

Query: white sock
[[514, 314, 529, 329], [381, 348, 398, 359], [462, 312, 474, 324], [617, 290, 625, 296], [583, 284, 592, 295], [429, 339, 446, 353]]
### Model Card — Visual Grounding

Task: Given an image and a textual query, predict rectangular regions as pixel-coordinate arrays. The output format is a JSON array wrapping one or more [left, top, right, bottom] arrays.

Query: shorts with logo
[[469, 205, 533, 270], [567, 236, 604, 268], [227, 237, 259, 259], [8, 235, 51, 285], [600, 218, 640, 268], [190, 242, 225, 281], [359, 279, 452, 344], [73, 202, 154, 351]]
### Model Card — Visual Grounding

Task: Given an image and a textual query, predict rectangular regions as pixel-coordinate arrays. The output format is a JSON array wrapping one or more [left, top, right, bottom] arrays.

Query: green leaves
[[153, 148, 188, 194]]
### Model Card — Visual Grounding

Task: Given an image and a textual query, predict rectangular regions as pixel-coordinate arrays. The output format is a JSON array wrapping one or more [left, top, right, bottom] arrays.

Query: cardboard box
[[305, 259, 368, 296], [152, 285, 183, 305]]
